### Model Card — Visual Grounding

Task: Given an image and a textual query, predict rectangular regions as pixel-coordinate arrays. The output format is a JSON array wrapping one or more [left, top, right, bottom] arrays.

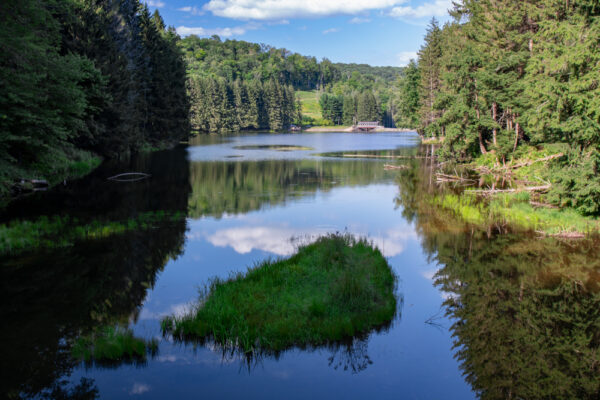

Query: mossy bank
[[161, 234, 397, 353]]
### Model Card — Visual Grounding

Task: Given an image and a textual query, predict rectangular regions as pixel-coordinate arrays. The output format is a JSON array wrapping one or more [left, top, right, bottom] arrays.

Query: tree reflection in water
[[395, 155, 600, 399]]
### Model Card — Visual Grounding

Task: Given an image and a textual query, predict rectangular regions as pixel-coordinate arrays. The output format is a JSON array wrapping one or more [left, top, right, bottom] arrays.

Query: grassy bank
[[72, 326, 158, 366], [161, 234, 396, 353], [430, 144, 598, 236], [0, 147, 102, 200], [433, 192, 599, 236], [0, 211, 185, 255]]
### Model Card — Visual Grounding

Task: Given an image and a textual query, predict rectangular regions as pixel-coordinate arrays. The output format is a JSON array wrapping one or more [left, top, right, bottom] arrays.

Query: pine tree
[[417, 18, 443, 137]]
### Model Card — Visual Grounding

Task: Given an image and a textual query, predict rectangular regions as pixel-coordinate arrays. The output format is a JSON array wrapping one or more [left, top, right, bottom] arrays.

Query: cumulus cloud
[[349, 17, 372, 24], [323, 28, 340, 34], [176, 25, 254, 37], [147, 0, 165, 7], [397, 51, 417, 66], [205, 226, 415, 257], [207, 227, 301, 255], [178, 6, 204, 15], [390, 0, 453, 18], [204, 0, 409, 20]]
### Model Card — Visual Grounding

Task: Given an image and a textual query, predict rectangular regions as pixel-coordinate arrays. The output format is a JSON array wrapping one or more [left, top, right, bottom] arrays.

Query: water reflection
[[187, 158, 398, 219], [395, 159, 600, 399], [2, 133, 599, 398], [0, 149, 191, 399]]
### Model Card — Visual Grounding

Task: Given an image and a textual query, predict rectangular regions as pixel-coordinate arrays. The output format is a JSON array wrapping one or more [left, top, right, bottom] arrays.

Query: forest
[[0, 0, 189, 196], [180, 35, 403, 130], [395, 1, 600, 215]]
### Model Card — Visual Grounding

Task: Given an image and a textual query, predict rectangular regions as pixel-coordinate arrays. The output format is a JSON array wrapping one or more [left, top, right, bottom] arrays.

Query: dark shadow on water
[[0, 148, 191, 399]]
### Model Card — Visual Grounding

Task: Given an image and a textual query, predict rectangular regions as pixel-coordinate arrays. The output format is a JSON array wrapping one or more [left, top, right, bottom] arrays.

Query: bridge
[[355, 121, 379, 132]]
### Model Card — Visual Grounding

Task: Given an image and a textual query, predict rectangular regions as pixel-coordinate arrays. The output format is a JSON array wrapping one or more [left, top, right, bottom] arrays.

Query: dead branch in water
[[508, 153, 563, 169], [383, 164, 408, 170], [468, 184, 551, 195], [474, 153, 564, 174], [435, 171, 476, 183], [341, 154, 428, 159], [536, 230, 586, 239]]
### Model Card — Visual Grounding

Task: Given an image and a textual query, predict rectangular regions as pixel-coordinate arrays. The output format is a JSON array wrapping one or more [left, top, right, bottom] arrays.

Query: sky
[[146, 0, 454, 67]]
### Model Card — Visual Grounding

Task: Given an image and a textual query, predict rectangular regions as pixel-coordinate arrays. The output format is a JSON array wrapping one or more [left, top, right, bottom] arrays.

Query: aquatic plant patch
[[161, 234, 397, 353], [72, 326, 158, 366]]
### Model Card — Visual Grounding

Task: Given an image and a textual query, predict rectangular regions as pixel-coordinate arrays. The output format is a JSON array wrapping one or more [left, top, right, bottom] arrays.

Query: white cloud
[[147, 0, 165, 7], [207, 227, 301, 255], [204, 0, 409, 20], [397, 51, 417, 66], [349, 17, 372, 24], [130, 383, 150, 395], [178, 6, 204, 15], [176, 25, 254, 37], [390, 0, 453, 18], [323, 28, 340, 34], [205, 226, 415, 257]]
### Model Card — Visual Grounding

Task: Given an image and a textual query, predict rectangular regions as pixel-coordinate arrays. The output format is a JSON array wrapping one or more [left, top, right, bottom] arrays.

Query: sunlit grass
[[432, 191, 599, 235], [161, 234, 397, 353], [296, 90, 322, 120]]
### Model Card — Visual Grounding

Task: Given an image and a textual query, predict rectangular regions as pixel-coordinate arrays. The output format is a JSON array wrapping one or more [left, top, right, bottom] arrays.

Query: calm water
[[2, 132, 599, 399]]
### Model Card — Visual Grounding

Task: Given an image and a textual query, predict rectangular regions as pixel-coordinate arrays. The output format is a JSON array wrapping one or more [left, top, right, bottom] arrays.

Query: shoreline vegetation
[[394, 3, 600, 236], [405, 141, 600, 238], [161, 234, 397, 354], [0, 211, 185, 255]]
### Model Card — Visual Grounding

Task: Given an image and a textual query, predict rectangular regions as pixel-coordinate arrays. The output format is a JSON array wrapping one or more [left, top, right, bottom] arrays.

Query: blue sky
[[146, 0, 453, 67]]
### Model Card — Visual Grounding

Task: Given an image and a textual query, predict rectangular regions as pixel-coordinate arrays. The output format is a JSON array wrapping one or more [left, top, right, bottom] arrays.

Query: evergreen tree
[[417, 18, 443, 137]]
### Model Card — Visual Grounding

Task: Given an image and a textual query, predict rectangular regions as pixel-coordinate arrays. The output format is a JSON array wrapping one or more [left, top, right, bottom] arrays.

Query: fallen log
[[107, 172, 151, 182], [508, 153, 563, 169]]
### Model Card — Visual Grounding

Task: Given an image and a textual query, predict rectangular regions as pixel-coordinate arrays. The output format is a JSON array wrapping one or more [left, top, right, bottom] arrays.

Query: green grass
[[296, 90, 322, 120], [161, 234, 397, 353], [432, 192, 600, 235], [72, 326, 158, 366], [0, 211, 185, 255]]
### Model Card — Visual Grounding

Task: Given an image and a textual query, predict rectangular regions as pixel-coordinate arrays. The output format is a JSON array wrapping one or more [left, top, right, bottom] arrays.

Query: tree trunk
[[513, 120, 520, 151], [479, 130, 488, 154], [492, 102, 498, 146]]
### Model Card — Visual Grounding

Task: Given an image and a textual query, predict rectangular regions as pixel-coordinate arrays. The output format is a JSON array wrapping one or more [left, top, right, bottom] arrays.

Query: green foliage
[[72, 326, 158, 366], [161, 234, 397, 353], [395, 60, 421, 128], [0, 0, 190, 197], [180, 36, 339, 90], [404, 1, 600, 213], [189, 77, 297, 132], [0, 211, 185, 255]]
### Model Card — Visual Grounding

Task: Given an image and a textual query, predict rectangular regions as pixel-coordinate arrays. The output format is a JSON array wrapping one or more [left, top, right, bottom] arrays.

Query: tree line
[[188, 77, 301, 133], [0, 0, 189, 192], [180, 35, 340, 91], [319, 92, 381, 125], [396, 1, 600, 214], [181, 35, 404, 129]]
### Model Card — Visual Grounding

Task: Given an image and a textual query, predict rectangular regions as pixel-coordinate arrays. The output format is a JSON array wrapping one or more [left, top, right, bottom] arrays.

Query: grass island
[[161, 234, 397, 353]]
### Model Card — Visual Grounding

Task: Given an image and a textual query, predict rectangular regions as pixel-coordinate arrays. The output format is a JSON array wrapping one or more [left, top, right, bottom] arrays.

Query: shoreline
[[302, 126, 415, 133]]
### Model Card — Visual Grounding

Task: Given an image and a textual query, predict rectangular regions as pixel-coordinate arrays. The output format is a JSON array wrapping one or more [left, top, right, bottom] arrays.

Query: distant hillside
[[180, 35, 403, 130], [334, 63, 404, 82], [179, 35, 339, 90]]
